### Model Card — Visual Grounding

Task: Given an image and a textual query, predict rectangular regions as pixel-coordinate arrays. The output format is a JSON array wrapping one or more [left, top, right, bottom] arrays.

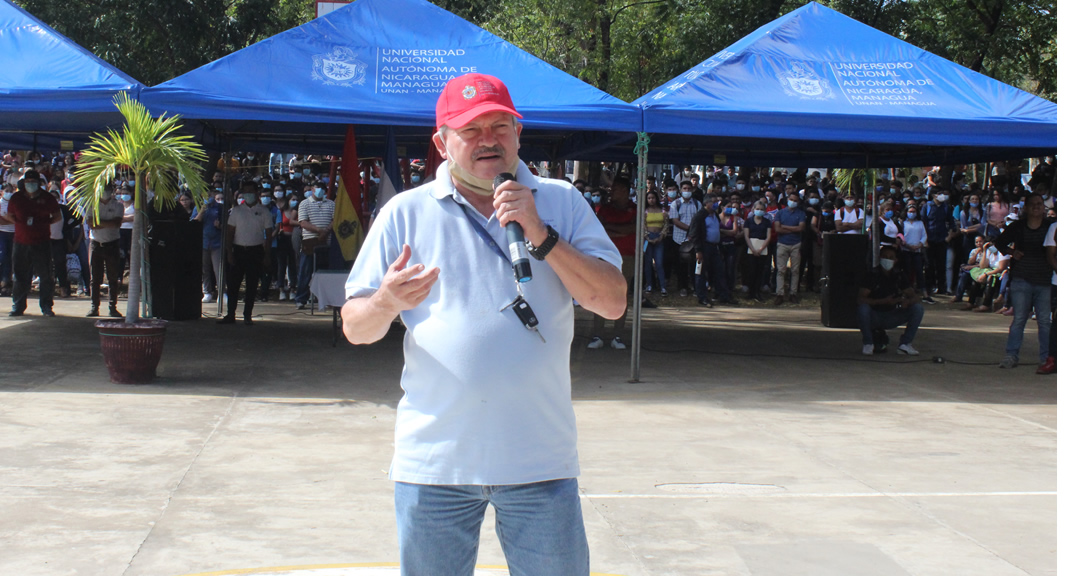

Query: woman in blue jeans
[[993, 194, 1053, 370], [641, 190, 667, 294]]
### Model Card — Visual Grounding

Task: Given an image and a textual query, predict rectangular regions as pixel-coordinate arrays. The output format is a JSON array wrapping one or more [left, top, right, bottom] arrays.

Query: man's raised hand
[[372, 244, 439, 314]]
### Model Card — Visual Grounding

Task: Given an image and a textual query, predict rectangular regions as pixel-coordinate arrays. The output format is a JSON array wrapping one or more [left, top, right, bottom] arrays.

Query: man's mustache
[[472, 146, 505, 160]]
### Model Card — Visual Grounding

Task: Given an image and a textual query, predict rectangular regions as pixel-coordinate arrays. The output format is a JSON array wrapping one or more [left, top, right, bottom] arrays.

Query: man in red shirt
[[587, 176, 637, 350], [7, 169, 61, 317]]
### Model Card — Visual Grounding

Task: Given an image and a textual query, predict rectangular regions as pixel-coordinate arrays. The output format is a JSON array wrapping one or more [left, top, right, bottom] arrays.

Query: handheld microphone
[[493, 172, 532, 283]]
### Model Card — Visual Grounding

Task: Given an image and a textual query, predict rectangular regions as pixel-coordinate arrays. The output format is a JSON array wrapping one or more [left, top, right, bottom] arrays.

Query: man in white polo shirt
[[293, 181, 334, 309], [342, 73, 625, 576], [85, 183, 125, 317], [218, 181, 272, 325]]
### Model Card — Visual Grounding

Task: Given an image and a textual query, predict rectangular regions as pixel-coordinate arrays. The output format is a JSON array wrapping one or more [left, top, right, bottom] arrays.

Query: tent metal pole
[[867, 158, 879, 267], [630, 132, 649, 382], [217, 138, 232, 316]]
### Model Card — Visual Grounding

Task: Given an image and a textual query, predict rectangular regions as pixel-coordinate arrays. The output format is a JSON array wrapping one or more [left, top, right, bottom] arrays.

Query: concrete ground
[[0, 293, 1057, 576]]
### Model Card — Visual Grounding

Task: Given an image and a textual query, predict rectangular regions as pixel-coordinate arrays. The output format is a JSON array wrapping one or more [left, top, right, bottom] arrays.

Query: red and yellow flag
[[333, 125, 366, 261]]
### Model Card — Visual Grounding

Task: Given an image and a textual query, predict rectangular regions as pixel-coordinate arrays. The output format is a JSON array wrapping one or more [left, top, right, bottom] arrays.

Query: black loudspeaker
[[820, 233, 868, 328], [148, 219, 176, 320], [173, 217, 203, 320], [148, 211, 203, 321]]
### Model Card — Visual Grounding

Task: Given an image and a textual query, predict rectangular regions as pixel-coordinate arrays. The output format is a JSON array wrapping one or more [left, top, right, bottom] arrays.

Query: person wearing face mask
[[659, 179, 680, 289], [218, 181, 273, 325], [342, 74, 624, 575], [409, 170, 424, 188], [274, 188, 298, 300], [116, 184, 136, 277], [84, 183, 126, 317], [835, 192, 864, 235], [6, 170, 61, 317], [195, 191, 226, 303], [0, 183, 16, 296], [856, 244, 923, 355], [899, 204, 930, 303], [873, 197, 900, 250], [773, 191, 806, 305], [687, 193, 725, 307], [716, 198, 741, 304], [668, 180, 702, 297], [294, 181, 335, 309], [922, 187, 955, 298], [799, 188, 822, 292], [256, 188, 281, 302], [743, 200, 773, 303]]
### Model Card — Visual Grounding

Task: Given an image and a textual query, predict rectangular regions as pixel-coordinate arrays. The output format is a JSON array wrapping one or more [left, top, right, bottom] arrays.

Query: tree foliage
[[437, 0, 1056, 102], [15, 0, 1054, 102], [14, 0, 315, 86]]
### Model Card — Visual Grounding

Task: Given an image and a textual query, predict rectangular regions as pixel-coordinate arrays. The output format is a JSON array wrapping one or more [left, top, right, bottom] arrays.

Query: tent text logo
[[312, 46, 367, 87]]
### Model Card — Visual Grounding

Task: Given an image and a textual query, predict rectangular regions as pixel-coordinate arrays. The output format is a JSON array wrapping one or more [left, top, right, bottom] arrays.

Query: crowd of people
[[0, 150, 1057, 372], [574, 161, 1056, 372]]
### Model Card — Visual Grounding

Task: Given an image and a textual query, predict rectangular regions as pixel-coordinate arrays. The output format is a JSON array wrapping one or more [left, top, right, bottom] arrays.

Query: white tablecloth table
[[310, 270, 350, 346], [310, 270, 349, 311]]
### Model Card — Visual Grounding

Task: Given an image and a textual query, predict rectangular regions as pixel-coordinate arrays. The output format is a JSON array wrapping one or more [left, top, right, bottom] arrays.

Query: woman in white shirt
[[901, 203, 928, 301]]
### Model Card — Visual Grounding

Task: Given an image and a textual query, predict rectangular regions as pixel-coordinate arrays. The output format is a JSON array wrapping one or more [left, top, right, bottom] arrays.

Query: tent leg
[[217, 138, 232, 317], [866, 160, 879, 268], [630, 132, 649, 383]]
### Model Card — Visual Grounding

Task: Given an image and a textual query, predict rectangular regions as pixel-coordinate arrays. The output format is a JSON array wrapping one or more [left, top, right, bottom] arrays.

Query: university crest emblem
[[777, 61, 833, 100], [312, 47, 366, 87]]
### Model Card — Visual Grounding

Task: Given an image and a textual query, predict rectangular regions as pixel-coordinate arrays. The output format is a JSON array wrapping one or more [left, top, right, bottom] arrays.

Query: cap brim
[[443, 103, 523, 130]]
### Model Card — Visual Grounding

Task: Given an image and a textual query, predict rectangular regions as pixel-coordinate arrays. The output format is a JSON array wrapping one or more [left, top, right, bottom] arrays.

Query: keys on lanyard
[[501, 283, 545, 343]]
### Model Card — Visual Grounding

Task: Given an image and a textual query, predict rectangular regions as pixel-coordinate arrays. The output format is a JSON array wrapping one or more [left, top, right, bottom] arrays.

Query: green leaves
[[14, 0, 315, 86], [71, 93, 208, 224], [14, 0, 1054, 102]]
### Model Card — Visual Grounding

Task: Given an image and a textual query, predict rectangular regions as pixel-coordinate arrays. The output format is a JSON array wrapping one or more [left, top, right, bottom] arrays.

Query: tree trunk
[[126, 180, 144, 324], [598, 13, 612, 92]]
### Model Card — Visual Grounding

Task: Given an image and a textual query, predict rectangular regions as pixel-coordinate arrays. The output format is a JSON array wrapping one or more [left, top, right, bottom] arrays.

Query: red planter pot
[[95, 319, 168, 384]]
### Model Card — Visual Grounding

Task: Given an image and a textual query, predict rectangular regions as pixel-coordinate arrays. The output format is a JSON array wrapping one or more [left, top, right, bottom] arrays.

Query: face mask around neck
[[441, 133, 519, 197]]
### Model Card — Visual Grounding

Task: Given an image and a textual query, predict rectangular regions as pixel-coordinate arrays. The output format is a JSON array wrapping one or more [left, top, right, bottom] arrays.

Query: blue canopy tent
[[629, 2, 1056, 167], [0, 0, 144, 150], [139, 0, 641, 159]]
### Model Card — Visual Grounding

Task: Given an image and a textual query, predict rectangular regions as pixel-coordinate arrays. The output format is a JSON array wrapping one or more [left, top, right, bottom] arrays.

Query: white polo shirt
[[88, 199, 125, 243], [346, 160, 621, 486], [228, 204, 273, 247]]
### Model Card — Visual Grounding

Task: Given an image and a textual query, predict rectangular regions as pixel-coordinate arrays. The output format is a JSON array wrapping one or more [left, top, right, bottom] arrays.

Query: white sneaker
[[201, 293, 213, 303], [862, 344, 874, 356], [586, 336, 604, 349], [610, 337, 627, 350], [279, 291, 288, 300], [897, 343, 919, 355]]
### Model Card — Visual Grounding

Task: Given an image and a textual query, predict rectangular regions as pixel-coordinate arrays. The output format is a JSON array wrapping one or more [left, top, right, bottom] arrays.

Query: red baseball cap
[[436, 73, 522, 130]]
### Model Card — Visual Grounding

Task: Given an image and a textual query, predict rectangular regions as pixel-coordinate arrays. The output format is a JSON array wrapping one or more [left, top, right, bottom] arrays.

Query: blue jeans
[[643, 240, 665, 291], [1005, 276, 1052, 362], [395, 478, 589, 576], [856, 302, 924, 346], [295, 250, 314, 305], [73, 236, 91, 292]]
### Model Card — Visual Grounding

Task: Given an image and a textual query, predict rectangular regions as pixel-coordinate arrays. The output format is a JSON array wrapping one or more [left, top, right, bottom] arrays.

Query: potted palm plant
[[70, 93, 208, 384]]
